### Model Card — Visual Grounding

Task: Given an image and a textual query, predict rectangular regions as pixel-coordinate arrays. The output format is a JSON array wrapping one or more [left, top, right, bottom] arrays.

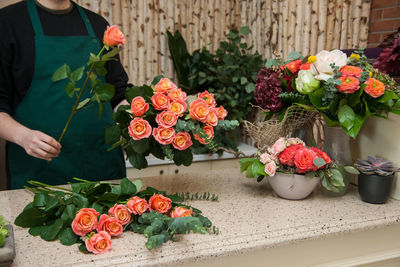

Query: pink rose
[[85, 231, 112, 255], [293, 147, 318, 173], [172, 131, 193, 150], [155, 110, 178, 128], [128, 117, 152, 140], [155, 78, 177, 94], [167, 88, 187, 101], [264, 161, 277, 176], [108, 204, 131, 225], [96, 214, 123, 237], [127, 196, 148, 215], [171, 207, 193, 218], [272, 138, 286, 154], [260, 153, 274, 164], [103, 25, 125, 47], [149, 194, 172, 214], [168, 100, 187, 117], [198, 90, 216, 107], [216, 106, 228, 120], [152, 126, 175, 145], [151, 93, 170, 110], [131, 96, 149, 116], [71, 208, 99, 236], [206, 108, 219, 126]]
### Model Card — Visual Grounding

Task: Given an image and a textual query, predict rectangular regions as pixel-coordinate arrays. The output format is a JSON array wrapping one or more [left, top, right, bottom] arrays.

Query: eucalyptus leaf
[[313, 158, 327, 168]]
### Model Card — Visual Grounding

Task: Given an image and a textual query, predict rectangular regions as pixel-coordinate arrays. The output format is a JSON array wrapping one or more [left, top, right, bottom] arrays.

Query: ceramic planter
[[268, 173, 320, 200], [0, 225, 15, 267], [358, 173, 395, 204]]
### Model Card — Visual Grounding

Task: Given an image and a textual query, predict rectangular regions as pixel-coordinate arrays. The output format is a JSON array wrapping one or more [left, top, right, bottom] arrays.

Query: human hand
[[18, 129, 61, 161]]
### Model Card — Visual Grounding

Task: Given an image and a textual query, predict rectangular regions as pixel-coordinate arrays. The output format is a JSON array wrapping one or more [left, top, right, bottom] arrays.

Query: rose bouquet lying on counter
[[14, 178, 218, 254]]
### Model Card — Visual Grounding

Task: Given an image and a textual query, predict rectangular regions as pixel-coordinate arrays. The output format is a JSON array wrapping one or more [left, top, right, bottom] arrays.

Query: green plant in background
[[167, 27, 263, 150], [0, 215, 8, 248]]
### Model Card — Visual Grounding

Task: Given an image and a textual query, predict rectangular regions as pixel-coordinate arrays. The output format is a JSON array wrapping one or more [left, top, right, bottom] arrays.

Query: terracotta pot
[[268, 173, 320, 200]]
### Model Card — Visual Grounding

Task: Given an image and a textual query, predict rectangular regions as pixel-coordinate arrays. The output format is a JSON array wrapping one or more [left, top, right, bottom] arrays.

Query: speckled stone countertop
[[1, 168, 400, 267]]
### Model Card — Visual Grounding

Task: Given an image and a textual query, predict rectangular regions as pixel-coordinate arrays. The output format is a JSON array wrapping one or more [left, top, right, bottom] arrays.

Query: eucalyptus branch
[[214, 146, 255, 158]]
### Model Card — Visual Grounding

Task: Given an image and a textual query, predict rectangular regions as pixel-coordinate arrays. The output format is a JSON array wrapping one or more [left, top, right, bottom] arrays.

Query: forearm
[[0, 112, 30, 146]]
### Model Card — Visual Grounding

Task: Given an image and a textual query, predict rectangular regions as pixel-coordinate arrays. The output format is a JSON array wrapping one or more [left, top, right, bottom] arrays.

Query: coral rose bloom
[[151, 92, 170, 110], [283, 59, 302, 74], [168, 88, 187, 101], [85, 231, 112, 255], [171, 207, 194, 218], [131, 96, 149, 116], [155, 78, 177, 94], [172, 132, 193, 150], [128, 117, 152, 140], [108, 204, 131, 225], [194, 125, 214, 144], [71, 208, 99, 236], [156, 110, 178, 128], [168, 100, 187, 116], [198, 90, 216, 107], [216, 106, 228, 120], [103, 25, 125, 47], [337, 76, 360, 94], [278, 144, 303, 167], [96, 214, 123, 237], [189, 99, 209, 122], [299, 63, 311, 70], [149, 194, 172, 214], [364, 78, 385, 98], [340, 65, 363, 78], [310, 147, 332, 169], [293, 147, 318, 173], [206, 108, 219, 126], [127, 196, 148, 215], [153, 126, 175, 145]]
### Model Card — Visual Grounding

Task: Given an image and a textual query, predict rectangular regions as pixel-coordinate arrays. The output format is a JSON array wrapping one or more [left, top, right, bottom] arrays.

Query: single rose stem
[[28, 181, 73, 193], [58, 46, 106, 144]]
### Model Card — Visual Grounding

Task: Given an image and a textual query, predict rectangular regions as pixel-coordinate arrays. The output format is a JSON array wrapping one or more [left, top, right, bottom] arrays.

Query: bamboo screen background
[[75, 0, 372, 85]]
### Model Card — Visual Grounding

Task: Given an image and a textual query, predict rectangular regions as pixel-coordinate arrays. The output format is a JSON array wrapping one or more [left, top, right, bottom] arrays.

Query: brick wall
[[368, 0, 400, 47]]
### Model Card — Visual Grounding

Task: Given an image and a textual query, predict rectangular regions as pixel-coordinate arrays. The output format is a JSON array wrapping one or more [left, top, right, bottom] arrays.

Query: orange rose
[[206, 108, 219, 126], [216, 106, 228, 120], [299, 63, 311, 70], [198, 90, 216, 107], [283, 59, 302, 73], [128, 117, 152, 140], [96, 214, 123, 237], [71, 208, 99, 236], [194, 125, 214, 144], [337, 76, 360, 94], [103, 25, 125, 47], [131, 96, 149, 116], [168, 100, 187, 116], [168, 88, 187, 101], [189, 99, 209, 122], [171, 207, 193, 218], [151, 93, 170, 110], [153, 126, 175, 145], [149, 194, 172, 214], [108, 204, 131, 225], [85, 231, 112, 255], [155, 110, 178, 128], [127, 196, 148, 215], [172, 132, 193, 150], [364, 78, 385, 98], [155, 78, 177, 94], [340, 65, 363, 78]]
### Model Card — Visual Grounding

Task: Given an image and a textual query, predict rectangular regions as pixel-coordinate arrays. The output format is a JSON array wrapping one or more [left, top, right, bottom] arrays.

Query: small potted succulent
[[355, 156, 400, 204], [0, 214, 15, 266]]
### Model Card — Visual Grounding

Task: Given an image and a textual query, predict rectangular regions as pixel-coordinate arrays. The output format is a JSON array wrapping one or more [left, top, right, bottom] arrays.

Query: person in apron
[[0, 0, 127, 189]]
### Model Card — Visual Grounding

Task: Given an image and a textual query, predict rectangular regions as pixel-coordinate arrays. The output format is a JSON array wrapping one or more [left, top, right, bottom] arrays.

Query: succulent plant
[[354, 156, 400, 176]]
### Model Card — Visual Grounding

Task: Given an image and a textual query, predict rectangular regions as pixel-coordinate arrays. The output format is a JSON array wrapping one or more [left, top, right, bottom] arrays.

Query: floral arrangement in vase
[[257, 48, 400, 138], [105, 77, 239, 169], [239, 137, 358, 194], [14, 178, 218, 254]]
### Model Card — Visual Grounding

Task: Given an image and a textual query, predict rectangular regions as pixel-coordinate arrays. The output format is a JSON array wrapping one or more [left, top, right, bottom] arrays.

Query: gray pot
[[358, 174, 395, 204], [0, 225, 15, 267], [268, 173, 320, 200]]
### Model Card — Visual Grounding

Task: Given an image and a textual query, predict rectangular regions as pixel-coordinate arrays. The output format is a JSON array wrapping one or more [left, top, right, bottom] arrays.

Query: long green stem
[[58, 46, 106, 144], [28, 181, 73, 193]]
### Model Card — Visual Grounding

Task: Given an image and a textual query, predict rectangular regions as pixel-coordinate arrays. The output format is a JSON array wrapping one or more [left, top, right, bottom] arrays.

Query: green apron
[[7, 0, 126, 189]]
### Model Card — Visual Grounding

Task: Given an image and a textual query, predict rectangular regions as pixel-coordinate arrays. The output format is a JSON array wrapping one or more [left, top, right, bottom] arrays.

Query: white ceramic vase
[[268, 173, 320, 200]]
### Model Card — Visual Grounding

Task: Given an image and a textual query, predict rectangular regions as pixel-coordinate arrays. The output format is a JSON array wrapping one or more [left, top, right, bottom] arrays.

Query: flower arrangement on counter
[[257, 48, 400, 138], [52, 25, 125, 144], [14, 178, 218, 254], [105, 77, 239, 169], [239, 137, 358, 193]]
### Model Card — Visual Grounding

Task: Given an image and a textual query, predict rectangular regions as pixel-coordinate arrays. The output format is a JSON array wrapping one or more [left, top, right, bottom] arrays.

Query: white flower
[[311, 49, 347, 81], [264, 161, 277, 176], [295, 70, 320, 94]]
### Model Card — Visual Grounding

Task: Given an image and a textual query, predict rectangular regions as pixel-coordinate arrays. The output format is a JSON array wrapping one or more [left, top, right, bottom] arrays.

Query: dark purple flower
[[254, 67, 284, 112], [373, 34, 400, 76]]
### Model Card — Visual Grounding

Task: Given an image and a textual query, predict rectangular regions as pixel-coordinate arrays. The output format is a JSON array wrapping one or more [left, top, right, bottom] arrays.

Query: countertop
[[1, 168, 400, 267]]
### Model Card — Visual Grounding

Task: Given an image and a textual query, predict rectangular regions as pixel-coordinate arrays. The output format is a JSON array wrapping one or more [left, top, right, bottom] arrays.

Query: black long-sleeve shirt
[[0, 0, 129, 115]]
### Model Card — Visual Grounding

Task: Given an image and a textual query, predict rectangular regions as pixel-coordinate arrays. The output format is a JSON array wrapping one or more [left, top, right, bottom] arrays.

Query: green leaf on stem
[[252, 160, 267, 177], [59, 227, 78, 246], [338, 105, 355, 131], [120, 178, 137, 196], [129, 153, 148, 170], [72, 193, 89, 209], [265, 59, 279, 68], [132, 180, 143, 192], [131, 138, 150, 154], [102, 47, 122, 61], [245, 83, 255, 93], [313, 158, 327, 168], [145, 233, 169, 250], [173, 149, 193, 166], [76, 98, 91, 110], [330, 169, 346, 187], [287, 51, 302, 61], [28, 226, 44, 236], [105, 125, 121, 145], [64, 81, 75, 98], [40, 219, 63, 241], [33, 192, 48, 207], [52, 64, 71, 82], [305, 172, 315, 179], [71, 66, 85, 83], [61, 205, 76, 226], [94, 83, 115, 101], [238, 158, 254, 173], [44, 196, 59, 212], [151, 75, 164, 86], [240, 26, 250, 35], [88, 52, 100, 65], [344, 166, 360, 175], [347, 114, 366, 139]]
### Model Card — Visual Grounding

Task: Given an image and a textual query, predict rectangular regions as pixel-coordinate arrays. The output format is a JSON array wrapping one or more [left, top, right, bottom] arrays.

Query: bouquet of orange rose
[[14, 178, 217, 254], [105, 77, 239, 169]]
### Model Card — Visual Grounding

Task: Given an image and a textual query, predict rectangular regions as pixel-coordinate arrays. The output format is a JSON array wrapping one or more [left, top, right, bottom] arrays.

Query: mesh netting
[[243, 105, 317, 152]]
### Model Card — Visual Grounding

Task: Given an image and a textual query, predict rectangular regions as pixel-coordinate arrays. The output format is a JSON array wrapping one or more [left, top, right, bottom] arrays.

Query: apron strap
[[76, 4, 97, 39], [26, 0, 44, 36]]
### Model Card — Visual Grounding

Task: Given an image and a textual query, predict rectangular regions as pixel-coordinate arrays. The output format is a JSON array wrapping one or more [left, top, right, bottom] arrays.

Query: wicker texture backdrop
[[75, 0, 372, 85]]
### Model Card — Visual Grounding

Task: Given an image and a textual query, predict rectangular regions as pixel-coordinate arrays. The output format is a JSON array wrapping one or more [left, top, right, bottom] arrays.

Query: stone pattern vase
[[268, 173, 320, 200]]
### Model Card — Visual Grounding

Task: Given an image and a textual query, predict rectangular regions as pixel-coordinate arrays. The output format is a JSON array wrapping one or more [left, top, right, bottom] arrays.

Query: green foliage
[[238, 158, 267, 178], [0, 215, 8, 248], [177, 192, 219, 202]]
